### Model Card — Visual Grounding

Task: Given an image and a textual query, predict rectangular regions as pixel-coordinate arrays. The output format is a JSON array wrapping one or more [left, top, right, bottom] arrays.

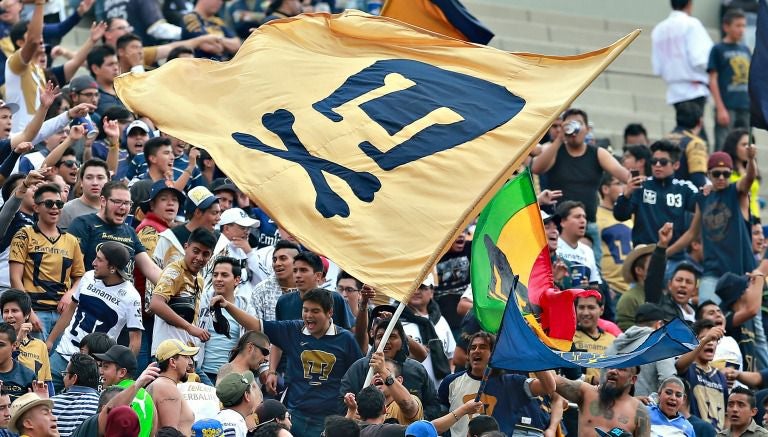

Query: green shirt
[[116, 379, 155, 437], [616, 282, 645, 331]]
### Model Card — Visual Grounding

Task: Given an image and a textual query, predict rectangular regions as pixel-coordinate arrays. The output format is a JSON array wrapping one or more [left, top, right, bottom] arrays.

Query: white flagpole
[[362, 300, 408, 387]]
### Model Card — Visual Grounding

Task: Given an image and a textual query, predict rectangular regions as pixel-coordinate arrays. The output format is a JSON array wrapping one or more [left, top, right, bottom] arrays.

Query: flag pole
[[475, 274, 519, 402], [363, 300, 408, 387]]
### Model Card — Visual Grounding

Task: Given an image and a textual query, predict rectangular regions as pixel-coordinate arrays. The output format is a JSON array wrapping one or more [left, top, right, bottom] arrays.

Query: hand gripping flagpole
[[363, 300, 408, 387], [475, 274, 519, 402]]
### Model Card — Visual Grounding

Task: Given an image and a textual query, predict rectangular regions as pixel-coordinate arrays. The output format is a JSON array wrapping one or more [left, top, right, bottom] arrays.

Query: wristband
[[451, 411, 459, 421], [266, 370, 278, 376]]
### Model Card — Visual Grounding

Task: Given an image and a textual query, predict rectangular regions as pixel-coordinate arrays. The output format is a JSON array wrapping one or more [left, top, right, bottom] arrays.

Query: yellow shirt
[[9, 226, 85, 311], [729, 171, 761, 218], [385, 394, 423, 425], [572, 329, 615, 382], [17, 337, 52, 382]]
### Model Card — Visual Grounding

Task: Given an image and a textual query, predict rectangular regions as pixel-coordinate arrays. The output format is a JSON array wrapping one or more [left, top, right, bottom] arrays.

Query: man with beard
[[675, 319, 728, 432], [555, 366, 650, 436], [67, 180, 161, 282], [147, 339, 199, 436], [440, 332, 558, 437]]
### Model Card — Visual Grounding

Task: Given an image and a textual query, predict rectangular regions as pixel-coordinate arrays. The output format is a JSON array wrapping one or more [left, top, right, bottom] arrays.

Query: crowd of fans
[[0, 0, 765, 436]]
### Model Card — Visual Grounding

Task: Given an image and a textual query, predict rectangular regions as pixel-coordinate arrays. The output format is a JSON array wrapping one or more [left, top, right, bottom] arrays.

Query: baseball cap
[[716, 272, 748, 311], [255, 399, 288, 424], [211, 178, 239, 196], [0, 100, 19, 114], [185, 186, 218, 212], [126, 120, 150, 136], [405, 420, 437, 437], [540, 210, 560, 225], [96, 242, 131, 281], [94, 345, 137, 375], [155, 339, 200, 362], [707, 151, 734, 170], [216, 371, 255, 407], [192, 419, 223, 437], [69, 75, 99, 93], [595, 427, 632, 437], [9, 393, 54, 434], [635, 303, 666, 324], [105, 405, 139, 437], [421, 273, 435, 288], [140, 179, 185, 213], [219, 208, 259, 228]]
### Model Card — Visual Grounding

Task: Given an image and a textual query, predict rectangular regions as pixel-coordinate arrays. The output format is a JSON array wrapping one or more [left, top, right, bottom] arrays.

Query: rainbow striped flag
[[471, 168, 584, 351]]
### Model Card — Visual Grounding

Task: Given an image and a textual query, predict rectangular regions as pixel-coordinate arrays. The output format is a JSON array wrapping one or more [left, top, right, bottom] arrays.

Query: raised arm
[[736, 143, 757, 194], [731, 271, 765, 327], [555, 375, 585, 405], [646, 223, 672, 304], [11, 82, 59, 148], [675, 326, 724, 373], [597, 147, 631, 183], [61, 21, 107, 83], [530, 133, 563, 174], [41, 125, 84, 168], [666, 205, 701, 256], [20, 1, 44, 64], [529, 370, 556, 397]]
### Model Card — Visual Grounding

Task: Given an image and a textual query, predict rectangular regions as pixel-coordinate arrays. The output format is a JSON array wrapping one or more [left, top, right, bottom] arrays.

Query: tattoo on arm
[[555, 377, 583, 404], [635, 400, 651, 437]]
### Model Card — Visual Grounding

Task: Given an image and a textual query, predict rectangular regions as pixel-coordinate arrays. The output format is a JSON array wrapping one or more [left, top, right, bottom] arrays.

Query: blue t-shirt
[[275, 291, 354, 329], [251, 208, 278, 249], [67, 213, 146, 274], [696, 184, 755, 277], [263, 320, 362, 415], [707, 42, 751, 110], [201, 309, 239, 375], [438, 371, 550, 436], [0, 361, 35, 402], [126, 152, 203, 190], [648, 404, 695, 437]]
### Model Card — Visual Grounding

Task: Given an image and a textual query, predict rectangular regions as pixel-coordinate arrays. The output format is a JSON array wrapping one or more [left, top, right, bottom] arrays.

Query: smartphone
[[630, 169, 640, 178]]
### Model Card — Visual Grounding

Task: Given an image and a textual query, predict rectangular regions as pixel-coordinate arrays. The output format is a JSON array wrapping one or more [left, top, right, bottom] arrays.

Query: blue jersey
[[275, 291, 355, 329], [697, 184, 755, 277], [126, 152, 203, 190], [67, 214, 146, 275], [613, 176, 697, 254], [263, 320, 362, 416], [438, 371, 550, 436], [0, 361, 35, 402]]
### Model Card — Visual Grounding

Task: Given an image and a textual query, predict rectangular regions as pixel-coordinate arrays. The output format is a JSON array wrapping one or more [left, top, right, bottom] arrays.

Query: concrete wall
[[482, 0, 722, 28]]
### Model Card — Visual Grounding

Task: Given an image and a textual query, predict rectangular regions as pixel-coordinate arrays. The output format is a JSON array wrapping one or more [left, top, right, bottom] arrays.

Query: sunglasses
[[710, 170, 732, 179], [650, 157, 671, 166], [58, 159, 79, 168], [36, 199, 65, 209], [250, 343, 270, 356]]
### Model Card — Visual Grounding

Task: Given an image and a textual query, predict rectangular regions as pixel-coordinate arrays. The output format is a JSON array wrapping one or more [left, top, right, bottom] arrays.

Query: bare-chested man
[[555, 367, 650, 437], [146, 339, 198, 435]]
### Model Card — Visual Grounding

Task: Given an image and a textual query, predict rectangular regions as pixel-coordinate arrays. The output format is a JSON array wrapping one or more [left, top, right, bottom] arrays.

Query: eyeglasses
[[650, 157, 671, 166], [336, 286, 359, 294], [77, 91, 99, 98], [710, 170, 732, 179], [108, 198, 133, 208], [250, 343, 270, 356], [36, 199, 65, 209], [58, 159, 79, 168]]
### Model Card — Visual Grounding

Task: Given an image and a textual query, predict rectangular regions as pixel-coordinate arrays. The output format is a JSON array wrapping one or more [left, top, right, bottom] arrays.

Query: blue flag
[[750, 0, 768, 129], [485, 239, 697, 371]]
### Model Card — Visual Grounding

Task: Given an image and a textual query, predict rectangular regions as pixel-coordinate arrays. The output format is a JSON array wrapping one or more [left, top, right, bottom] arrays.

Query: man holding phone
[[613, 140, 698, 277]]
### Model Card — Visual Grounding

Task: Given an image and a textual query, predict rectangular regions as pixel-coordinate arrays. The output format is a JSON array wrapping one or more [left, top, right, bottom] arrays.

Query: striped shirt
[[52, 386, 100, 437]]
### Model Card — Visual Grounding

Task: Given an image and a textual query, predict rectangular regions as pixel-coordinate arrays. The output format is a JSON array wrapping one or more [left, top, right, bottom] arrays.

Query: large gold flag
[[115, 11, 638, 302]]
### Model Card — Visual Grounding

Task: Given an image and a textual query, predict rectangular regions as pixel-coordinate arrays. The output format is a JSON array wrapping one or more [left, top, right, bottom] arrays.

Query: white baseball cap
[[219, 207, 259, 228]]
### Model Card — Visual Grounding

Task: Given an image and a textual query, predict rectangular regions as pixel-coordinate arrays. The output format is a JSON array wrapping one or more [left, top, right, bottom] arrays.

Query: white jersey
[[216, 408, 247, 437], [402, 314, 455, 387], [557, 238, 602, 284], [56, 270, 144, 358]]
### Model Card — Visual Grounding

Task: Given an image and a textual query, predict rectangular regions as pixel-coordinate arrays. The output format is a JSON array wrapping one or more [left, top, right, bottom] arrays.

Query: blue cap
[[405, 420, 437, 437], [140, 179, 185, 213], [192, 419, 223, 437]]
